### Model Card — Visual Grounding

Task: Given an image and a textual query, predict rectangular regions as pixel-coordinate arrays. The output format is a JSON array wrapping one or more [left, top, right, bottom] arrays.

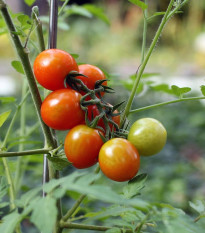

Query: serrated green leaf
[[121, 212, 139, 222], [123, 173, 147, 199], [0, 97, 16, 104], [83, 4, 110, 25], [17, 187, 41, 207], [47, 155, 71, 171], [200, 85, 205, 96], [0, 110, 11, 127], [11, 60, 25, 74], [0, 211, 21, 233], [128, 0, 148, 10], [171, 85, 191, 98], [65, 5, 93, 18], [30, 196, 57, 233], [70, 53, 79, 59], [24, 0, 36, 6], [85, 205, 138, 221], [17, 14, 31, 26], [151, 84, 174, 95], [189, 200, 205, 214]]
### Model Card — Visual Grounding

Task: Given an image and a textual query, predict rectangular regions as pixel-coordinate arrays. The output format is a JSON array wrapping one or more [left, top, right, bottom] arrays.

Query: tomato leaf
[[30, 196, 57, 233], [189, 200, 205, 214], [128, 0, 148, 10], [171, 85, 191, 98], [83, 4, 110, 25], [200, 85, 205, 96], [0, 97, 16, 104], [0, 211, 21, 233], [65, 5, 93, 18], [150, 84, 174, 95], [0, 110, 11, 128], [123, 173, 147, 199], [24, 0, 36, 6], [11, 60, 25, 74], [47, 155, 71, 171]]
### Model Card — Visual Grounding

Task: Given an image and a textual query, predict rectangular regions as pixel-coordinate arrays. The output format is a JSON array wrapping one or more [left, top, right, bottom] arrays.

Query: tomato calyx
[[65, 70, 123, 140]]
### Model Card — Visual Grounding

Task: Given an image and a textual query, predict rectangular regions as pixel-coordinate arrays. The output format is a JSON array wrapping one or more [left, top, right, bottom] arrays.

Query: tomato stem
[[120, 0, 176, 127], [129, 96, 205, 114]]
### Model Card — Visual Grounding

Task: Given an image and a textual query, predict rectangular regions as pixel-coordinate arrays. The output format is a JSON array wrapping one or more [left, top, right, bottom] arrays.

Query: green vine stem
[[0, 149, 51, 158], [129, 96, 205, 114], [14, 80, 27, 195], [120, 0, 176, 126], [59, 222, 133, 232], [58, 0, 70, 16], [141, 0, 148, 64], [32, 6, 46, 51]]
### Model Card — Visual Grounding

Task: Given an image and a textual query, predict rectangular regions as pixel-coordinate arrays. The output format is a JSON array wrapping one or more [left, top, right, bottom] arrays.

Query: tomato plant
[[128, 118, 167, 156], [77, 64, 107, 96], [87, 104, 120, 131], [99, 138, 140, 182], [64, 125, 104, 169], [33, 49, 78, 91], [41, 89, 84, 130]]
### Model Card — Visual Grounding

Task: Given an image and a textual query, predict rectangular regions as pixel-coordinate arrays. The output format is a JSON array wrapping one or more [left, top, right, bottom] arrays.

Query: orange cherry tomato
[[41, 89, 84, 130], [99, 138, 140, 182], [34, 49, 78, 91], [64, 125, 104, 169]]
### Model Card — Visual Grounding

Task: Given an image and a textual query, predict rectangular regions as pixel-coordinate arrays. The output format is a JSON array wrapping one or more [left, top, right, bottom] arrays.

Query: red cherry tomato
[[41, 89, 84, 130], [99, 138, 140, 182], [87, 104, 120, 131], [64, 125, 104, 169], [77, 64, 107, 96], [33, 49, 78, 91]]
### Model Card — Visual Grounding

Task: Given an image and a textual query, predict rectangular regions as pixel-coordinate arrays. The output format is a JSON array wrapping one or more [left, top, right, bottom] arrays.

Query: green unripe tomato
[[128, 118, 167, 156]]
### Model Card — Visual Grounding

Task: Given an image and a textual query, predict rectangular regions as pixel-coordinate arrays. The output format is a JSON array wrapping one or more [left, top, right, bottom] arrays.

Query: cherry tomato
[[87, 104, 120, 131], [41, 89, 84, 130], [64, 125, 104, 169], [77, 64, 107, 96], [128, 118, 167, 156], [33, 49, 78, 91], [99, 138, 140, 182]]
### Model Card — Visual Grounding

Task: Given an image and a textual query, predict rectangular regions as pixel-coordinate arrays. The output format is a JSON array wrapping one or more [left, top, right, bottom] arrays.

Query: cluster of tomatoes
[[33, 49, 167, 182]]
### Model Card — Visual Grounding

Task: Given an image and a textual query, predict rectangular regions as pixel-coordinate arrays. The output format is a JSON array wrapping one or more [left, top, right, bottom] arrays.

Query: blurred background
[[0, 0, 205, 229]]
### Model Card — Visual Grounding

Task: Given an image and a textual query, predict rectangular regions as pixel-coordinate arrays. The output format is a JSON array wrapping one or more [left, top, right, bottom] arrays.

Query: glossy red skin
[[33, 49, 78, 91], [99, 138, 140, 182], [87, 104, 120, 131], [77, 64, 107, 96], [41, 89, 84, 130], [64, 125, 104, 169]]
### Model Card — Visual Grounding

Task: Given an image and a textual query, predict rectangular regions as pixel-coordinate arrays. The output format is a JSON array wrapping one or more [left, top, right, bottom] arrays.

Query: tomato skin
[[77, 64, 107, 96], [41, 89, 84, 130], [128, 118, 167, 156], [33, 49, 78, 91], [64, 125, 104, 169], [87, 104, 120, 131], [99, 138, 140, 182]]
